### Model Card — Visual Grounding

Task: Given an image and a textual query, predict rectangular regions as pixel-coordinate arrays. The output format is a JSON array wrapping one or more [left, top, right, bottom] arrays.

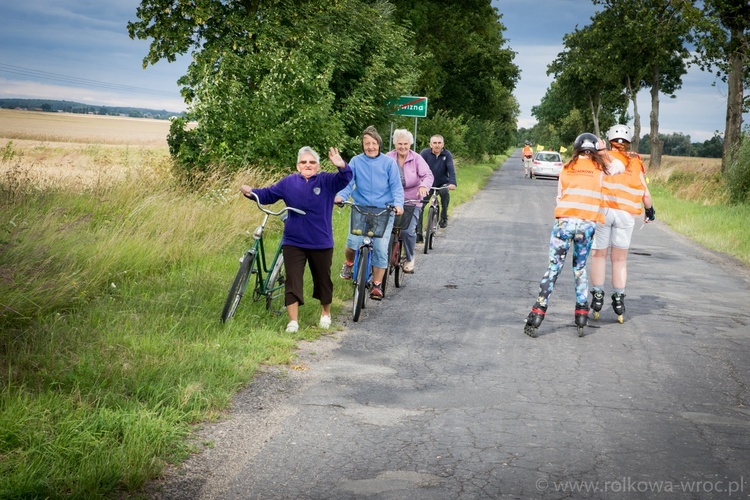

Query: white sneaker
[[285, 320, 299, 333], [319, 315, 332, 329]]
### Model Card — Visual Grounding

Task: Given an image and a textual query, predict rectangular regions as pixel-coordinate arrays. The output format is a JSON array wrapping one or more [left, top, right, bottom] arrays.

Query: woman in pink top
[[386, 129, 433, 273]]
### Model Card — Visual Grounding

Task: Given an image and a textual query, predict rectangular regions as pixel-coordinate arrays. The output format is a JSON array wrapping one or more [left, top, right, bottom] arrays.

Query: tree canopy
[[128, 0, 520, 175], [692, 0, 750, 170]]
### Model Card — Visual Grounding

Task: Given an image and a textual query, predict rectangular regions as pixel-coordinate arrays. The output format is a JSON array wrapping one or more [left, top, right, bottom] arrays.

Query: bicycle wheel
[[352, 246, 370, 322], [395, 238, 407, 288], [265, 252, 286, 316], [429, 205, 439, 250], [423, 206, 436, 254], [221, 250, 255, 323], [383, 232, 397, 298], [430, 206, 442, 250]]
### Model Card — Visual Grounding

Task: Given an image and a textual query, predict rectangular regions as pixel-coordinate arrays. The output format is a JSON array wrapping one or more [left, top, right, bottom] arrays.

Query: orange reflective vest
[[602, 150, 647, 215], [554, 157, 604, 223], [522, 146, 533, 158]]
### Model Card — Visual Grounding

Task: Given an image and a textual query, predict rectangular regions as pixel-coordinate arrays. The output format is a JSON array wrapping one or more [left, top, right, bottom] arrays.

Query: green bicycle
[[221, 192, 305, 323]]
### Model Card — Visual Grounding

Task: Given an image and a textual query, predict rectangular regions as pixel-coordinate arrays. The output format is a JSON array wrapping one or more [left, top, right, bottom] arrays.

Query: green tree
[[584, 7, 652, 151], [129, 0, 418, 175], [543, 15, 632, 147], [531, 81, 591, 146], [692, 0, 750, 172], [662, 132, 693, 156], [693, 134, 724, 158], [390, 0, 520, 155], [593, 0, 697, 169]]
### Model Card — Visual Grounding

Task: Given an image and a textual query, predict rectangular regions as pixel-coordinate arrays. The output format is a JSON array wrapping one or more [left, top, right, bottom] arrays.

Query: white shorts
[[593, 208, 635, 250]]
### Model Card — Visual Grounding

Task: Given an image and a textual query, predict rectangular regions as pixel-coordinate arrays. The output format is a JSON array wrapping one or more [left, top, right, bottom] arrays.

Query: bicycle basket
[[393, 205, 417, 230], [350, 206, 390, 238]]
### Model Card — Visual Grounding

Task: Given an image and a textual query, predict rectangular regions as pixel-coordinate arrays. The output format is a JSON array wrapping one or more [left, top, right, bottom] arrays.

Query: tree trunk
[[649, 65, 663, 169], [628, 76, 641, 152], [589, 96, 600, 138], [722, 26, 744, 173]]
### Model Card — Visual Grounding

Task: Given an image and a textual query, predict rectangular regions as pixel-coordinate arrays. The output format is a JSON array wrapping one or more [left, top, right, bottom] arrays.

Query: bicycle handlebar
[[246, 191, 306, 216], [404, 199, 424, 206], [428, 184, 451, 193], [336, 200, 397, 215]]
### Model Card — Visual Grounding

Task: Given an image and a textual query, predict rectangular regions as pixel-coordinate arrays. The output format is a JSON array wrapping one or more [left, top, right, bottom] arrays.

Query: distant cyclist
[[522, 140, 534, 178]]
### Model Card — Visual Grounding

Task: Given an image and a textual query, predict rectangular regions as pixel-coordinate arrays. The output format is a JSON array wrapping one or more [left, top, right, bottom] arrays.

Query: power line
[[0, 62, 179, 98]]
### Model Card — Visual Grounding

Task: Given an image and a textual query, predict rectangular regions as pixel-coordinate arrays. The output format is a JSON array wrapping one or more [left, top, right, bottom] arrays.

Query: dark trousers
[[282, 246, 334, 307], [416, 190, 450, 234]]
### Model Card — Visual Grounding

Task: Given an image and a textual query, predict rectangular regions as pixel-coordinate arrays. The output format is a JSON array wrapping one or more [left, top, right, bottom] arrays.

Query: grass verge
[[0, 150, 506, 498], [648, 184, 750, 266], [646, 154, 750, 266]]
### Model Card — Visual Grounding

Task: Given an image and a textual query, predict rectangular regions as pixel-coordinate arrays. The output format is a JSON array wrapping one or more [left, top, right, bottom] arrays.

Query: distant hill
[[0, 98, 184, 121]]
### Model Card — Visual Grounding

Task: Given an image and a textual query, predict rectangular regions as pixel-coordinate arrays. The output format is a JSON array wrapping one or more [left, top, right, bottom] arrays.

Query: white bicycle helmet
[[573, 133, 599, 154], [606, 124, 632, 144]]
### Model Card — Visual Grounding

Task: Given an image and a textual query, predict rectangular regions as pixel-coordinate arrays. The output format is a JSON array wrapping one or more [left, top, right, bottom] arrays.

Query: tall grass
[[0, 147, 506, 498], [649, 185, 750, 265], [647, 154, 750, 266]]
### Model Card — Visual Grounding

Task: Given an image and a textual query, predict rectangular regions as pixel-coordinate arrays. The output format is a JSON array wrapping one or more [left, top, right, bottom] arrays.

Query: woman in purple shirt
[[240, 146, 352, 333]]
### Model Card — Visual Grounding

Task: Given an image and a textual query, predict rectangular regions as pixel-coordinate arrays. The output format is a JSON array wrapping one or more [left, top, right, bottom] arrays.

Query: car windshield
[[539, 153, 561, 162]]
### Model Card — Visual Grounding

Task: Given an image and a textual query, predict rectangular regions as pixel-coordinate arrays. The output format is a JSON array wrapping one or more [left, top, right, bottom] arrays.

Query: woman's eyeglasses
[[298, 160, 318, 165]]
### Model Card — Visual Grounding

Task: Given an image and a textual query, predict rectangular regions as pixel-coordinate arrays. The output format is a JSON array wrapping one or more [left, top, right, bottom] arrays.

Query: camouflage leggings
[[535, 218, 597, 307]]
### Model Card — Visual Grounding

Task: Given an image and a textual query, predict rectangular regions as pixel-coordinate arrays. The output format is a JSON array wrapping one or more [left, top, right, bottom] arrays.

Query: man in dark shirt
[[418, 135, 456, 238]]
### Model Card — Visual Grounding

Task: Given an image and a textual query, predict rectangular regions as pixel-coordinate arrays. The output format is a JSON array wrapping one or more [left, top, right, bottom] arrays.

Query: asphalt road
[[151, 150, 750, 499]]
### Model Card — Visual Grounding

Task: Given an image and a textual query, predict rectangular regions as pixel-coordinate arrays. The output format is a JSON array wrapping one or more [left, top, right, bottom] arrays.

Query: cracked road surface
[[150, 151, 750, 499]]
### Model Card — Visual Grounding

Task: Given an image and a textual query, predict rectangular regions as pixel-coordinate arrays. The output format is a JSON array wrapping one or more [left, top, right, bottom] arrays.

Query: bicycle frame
[[387, 201, 420, 291], [352, 236, 375, 290], [423, 185, 449, 254], [338, 201, 393, 322], [246, 221, 284, 302], [221, 193, 305, 323]]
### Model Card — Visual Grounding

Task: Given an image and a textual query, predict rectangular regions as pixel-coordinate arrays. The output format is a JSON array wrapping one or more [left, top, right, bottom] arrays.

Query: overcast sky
[[497, 0, 742, 142], [0, 0, 743, 142]]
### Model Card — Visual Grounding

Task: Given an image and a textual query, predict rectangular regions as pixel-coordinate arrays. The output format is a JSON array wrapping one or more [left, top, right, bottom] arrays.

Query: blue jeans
[[346, 214, 394, 269], [401, 206, 421, 262]]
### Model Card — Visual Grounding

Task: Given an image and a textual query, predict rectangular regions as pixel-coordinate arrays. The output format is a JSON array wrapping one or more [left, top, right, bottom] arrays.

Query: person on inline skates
[[524, 133, 609, 338], [588, 124, 655, 323]]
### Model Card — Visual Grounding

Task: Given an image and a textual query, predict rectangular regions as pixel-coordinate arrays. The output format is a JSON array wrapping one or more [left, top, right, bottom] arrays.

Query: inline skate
[[575, 302, 589, 337], [524, 303, 547, 338], [590, 289, 604, 320], [611, 292, 626, 323]]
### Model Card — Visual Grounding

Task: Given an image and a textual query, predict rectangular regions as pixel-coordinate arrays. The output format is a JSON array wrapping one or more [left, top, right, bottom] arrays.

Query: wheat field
[[0, 109, 172, 189], [0, 108, 170, 146]]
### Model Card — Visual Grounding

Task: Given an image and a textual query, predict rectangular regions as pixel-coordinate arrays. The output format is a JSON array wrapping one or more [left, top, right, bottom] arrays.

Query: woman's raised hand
[[328, 147, 346, 168]]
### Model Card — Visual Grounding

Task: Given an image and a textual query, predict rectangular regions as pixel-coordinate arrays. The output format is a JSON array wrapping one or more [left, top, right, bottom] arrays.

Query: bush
[[414, 110, 468, 155], [726, 135, 750, 204]]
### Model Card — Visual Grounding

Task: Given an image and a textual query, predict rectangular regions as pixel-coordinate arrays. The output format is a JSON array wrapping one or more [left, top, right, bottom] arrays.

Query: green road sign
[[387, 96, 428, 118]]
